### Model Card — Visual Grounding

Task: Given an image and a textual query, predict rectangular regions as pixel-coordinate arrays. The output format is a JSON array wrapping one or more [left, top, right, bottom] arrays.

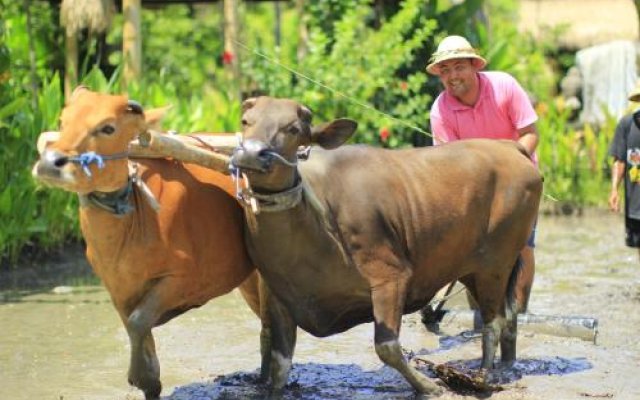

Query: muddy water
[[1, 210, 639, 400]]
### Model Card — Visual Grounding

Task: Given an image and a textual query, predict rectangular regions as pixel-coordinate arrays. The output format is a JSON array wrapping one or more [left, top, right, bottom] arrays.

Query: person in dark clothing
[[608, 87, 640, 259]]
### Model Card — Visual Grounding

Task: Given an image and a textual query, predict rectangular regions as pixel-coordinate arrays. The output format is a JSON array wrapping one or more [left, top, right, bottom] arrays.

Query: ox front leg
[[370, 277, 442, 396], [125, 286, 171, 399], [265, 289, 297, 398]]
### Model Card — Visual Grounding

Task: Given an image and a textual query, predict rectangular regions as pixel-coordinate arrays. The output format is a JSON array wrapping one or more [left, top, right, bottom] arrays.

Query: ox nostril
[[242, 139, 271, 159], [53, 156, 69, 168], [42, 150, 69, 169]]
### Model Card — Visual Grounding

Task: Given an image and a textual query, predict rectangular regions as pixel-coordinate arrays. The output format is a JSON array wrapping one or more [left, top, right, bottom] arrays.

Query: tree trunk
[[296, 0, 308, 62], [122, 0, 142, 89], [635, 1, 640, 40], [224, 0, 241, 101], [24, 0, 39, 106], [64, 31, 78, 99]]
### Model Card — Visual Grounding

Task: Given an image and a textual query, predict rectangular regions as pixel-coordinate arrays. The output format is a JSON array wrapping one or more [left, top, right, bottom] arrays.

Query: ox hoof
[[128, 377, 161, 400], [420, 306, 446, 334], [416, 385, 444, 398], [414, 376, 444, 397], [267, 388, 284, 399], [479, 368, 501, 385], [144, 390, 161, 400]]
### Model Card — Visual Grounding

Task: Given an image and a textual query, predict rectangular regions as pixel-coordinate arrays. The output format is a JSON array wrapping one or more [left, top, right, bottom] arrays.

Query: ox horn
[[36, 131, 61, 154], [127, 100, 144, 115], [241, 97, 257, 112]]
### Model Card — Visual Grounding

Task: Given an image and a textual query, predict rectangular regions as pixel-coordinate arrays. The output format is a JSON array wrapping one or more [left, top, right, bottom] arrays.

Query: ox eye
[[99, 124, 116, 135], [287, 125, 300, 135]]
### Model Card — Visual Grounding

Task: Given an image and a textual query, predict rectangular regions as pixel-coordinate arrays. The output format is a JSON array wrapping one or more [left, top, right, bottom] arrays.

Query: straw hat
[[629, 86, 640, 102], [426, 35, 487, 75]]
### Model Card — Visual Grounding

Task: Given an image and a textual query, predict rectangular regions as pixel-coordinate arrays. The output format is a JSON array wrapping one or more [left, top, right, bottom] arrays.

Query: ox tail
[[505, 255, 522, 319]]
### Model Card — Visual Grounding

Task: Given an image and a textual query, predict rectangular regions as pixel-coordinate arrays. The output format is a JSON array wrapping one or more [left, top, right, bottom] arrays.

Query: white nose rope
[[231, 132, 260, 215]]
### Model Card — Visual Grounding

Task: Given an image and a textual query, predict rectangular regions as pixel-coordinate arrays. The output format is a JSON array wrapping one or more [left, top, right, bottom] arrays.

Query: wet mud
[[1, 209, 639, 399]]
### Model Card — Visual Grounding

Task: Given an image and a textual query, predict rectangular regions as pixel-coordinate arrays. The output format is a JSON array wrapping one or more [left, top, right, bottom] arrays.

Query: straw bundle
[[60, 0, 116, 35]]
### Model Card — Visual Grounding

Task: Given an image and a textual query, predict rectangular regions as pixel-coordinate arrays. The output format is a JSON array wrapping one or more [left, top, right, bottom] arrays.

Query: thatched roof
[[60, 0, 116, 35], [518, 0, 639, 49]]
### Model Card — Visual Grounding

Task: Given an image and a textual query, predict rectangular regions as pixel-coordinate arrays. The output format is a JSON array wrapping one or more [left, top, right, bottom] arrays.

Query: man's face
[[436, 58, 478, 98]]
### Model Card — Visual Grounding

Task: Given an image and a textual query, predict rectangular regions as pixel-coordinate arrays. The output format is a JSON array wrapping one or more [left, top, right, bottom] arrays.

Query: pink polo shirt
[[430, 71, 538, 146]]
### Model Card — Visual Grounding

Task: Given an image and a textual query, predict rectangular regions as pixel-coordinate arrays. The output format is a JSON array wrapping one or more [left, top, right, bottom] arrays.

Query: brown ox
[[32, 88, 266, 399], [230, 96, 543, 396]]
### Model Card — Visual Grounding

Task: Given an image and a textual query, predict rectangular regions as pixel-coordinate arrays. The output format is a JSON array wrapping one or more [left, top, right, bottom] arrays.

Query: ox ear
[[68, 86, 90, 104], [144, 105, 172, 129], [242, 97, 257, 113], [310, 118, 358, 149]]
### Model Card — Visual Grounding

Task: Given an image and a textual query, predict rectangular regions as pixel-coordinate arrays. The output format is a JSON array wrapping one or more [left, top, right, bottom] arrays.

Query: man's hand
[[609, 189, 620, 212]]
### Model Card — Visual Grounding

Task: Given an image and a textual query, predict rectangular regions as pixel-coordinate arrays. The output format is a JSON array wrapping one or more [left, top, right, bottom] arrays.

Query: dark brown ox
[[230, 96, 542, 396], [32, 88, 266, 400]]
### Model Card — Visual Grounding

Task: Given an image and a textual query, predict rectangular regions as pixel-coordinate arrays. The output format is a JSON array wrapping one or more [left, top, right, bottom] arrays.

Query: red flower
[[399, 81, 408, 91], [379, 126, 390, 142], [222, 50, 234, 65]]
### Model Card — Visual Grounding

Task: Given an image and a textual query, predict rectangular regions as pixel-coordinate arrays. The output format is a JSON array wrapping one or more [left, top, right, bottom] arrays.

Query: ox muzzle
[[231, 139, 277, 174], [32, 132, 75, 186]]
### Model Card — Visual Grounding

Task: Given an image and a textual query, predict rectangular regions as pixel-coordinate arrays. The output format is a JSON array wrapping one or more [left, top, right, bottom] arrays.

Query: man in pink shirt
[[427, 35, 539, 315]]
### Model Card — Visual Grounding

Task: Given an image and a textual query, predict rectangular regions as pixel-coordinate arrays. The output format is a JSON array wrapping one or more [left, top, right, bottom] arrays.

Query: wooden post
[[122, 0, 142, 89], [224, 0, 241, 101]]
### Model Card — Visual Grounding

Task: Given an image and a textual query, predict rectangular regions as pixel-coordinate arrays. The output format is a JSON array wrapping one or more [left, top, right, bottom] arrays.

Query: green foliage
[[1, 73, 79, 263], [537, 99, 615, 207], [0, 0, 624, 262], [243, 0, 436, 147], [107, 5, 226, 98]]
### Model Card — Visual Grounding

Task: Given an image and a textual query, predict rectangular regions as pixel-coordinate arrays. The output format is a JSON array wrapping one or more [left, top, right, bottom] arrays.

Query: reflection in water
[[1, 211, 639, 400]]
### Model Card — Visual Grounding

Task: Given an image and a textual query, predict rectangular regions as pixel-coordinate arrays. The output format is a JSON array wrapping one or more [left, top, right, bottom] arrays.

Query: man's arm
[[609, 159, 625, 212], [517, 123, 539, 156]]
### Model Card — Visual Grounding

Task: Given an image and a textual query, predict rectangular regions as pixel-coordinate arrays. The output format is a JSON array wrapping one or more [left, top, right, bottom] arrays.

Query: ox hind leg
[[368, 270, 442, 395], [461, 258, 520, 373], [499, 256, 522, 367]]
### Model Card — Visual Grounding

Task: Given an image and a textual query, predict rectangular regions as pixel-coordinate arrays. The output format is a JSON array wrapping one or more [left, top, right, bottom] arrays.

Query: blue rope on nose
[[69, 152, 105, 177], [69, 151, 129, 177]]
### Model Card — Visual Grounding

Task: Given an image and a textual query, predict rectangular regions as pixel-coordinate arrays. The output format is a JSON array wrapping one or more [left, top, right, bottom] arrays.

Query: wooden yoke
[[133, 131, 234, 174], [37, 130, 235, 175]]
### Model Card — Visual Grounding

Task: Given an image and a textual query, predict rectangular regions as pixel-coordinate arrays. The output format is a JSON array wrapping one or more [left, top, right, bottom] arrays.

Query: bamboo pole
[[122, 0, 142, 88], [438, 310, 598, 343]]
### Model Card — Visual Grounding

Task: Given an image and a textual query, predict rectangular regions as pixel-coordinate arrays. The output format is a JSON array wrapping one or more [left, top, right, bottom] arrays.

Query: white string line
[[234, 41, 560, 203], [234, 39, 432, 137]]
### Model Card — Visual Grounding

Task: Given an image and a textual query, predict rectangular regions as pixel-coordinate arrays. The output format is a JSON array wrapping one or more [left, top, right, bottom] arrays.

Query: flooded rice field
[[1, 209, 639, 399]]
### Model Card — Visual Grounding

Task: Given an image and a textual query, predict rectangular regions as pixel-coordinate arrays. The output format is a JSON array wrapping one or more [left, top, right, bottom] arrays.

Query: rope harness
[[230, 133, 310, 215], [69, 151, 129, 177], [72, 149, 160, 216]]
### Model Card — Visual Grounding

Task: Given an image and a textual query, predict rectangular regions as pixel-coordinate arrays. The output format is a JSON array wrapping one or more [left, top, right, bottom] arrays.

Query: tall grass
[[1, 67, 242, 265], [1, 74, 79, 263], [537, 98, 616, 210]]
